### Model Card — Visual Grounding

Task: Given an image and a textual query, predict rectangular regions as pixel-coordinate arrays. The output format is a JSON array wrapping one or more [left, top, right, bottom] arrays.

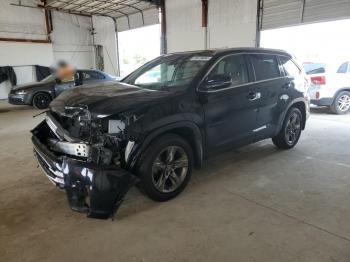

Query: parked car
[[307, 61, 350, 114], [31, 48, 310, 219], [8, 69, 118, 109]]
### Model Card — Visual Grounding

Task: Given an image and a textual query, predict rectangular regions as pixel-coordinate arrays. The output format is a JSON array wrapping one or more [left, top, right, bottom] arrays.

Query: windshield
[[40, 74, 56, 82], [123, 54, 213, 90]]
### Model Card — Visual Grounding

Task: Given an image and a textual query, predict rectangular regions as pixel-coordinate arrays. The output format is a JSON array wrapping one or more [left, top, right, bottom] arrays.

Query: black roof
[[167, 47, 292, 58]]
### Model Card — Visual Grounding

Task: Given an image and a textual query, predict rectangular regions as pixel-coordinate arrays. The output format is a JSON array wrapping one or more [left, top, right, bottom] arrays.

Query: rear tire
[[138, 134, 193, 202], [32, 92, 52, 109], [272, 107, 303, 149], [330, 91, 350, 115]]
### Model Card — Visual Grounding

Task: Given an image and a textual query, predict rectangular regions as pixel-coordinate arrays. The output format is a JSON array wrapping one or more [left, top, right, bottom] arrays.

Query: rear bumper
[[311, 98, 333, 106], [32, 121, 134, 219]]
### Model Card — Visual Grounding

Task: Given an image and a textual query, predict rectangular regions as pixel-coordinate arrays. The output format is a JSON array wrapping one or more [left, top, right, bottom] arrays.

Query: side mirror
[[204, 74, 232, 90]]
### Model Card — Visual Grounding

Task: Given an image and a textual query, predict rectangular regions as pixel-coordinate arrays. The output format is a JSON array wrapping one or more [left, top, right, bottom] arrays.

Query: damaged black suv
[[32, 48, 310, 219]]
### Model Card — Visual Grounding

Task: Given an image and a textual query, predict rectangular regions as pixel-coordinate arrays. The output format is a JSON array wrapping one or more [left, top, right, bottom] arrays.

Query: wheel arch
[[31, 91, 53, 105], [331, 88, 350, 104], [276, 98, 307, 135], [128, 121, 204, 172]]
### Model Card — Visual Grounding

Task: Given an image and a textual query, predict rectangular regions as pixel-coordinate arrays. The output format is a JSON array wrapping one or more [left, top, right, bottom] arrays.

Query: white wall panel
[[0, 42, 54, 67], [92, 16, 119, 76], [165, 0, 206, 53], [208, 0, 258, 48], [0, 41, 53, 99], [0, 66, 36, 99], [51, 11, 94, 69], [0, 0, 47, 40]]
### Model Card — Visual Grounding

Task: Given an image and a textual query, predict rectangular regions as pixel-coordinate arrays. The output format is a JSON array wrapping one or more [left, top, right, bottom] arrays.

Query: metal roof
[[45, 0, 159, 19]]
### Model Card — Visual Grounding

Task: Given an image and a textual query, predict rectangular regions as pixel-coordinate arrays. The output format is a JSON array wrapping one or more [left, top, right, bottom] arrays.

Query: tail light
[[310, 76, 326, 85]]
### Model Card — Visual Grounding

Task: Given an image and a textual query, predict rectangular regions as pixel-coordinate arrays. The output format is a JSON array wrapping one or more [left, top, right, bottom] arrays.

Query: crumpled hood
[[50, 81, 176, 117]]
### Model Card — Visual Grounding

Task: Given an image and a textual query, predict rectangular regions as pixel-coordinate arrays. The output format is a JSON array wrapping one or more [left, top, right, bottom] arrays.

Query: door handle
[[247, 92, 261, 101]]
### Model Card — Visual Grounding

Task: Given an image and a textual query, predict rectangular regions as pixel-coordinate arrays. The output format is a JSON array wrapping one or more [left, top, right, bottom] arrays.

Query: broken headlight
[[108, 120, 125, 134]]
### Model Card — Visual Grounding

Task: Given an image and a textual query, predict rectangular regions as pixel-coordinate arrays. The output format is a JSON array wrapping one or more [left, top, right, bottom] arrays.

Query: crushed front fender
[[32, 122, 135, 219]]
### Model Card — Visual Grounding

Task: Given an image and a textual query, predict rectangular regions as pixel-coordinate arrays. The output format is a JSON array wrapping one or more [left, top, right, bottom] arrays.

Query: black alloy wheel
[[139, 134, 193, 202], [272, 107, 303, 149], [33, 93, 52, 109]]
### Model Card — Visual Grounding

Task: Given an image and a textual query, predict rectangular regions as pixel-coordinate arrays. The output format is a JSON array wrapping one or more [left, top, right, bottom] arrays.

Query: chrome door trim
[[198, 77, 285, 93]]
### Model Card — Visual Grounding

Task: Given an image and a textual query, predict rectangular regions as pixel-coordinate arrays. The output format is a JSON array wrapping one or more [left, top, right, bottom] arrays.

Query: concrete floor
[[1, 101, 350, 262]]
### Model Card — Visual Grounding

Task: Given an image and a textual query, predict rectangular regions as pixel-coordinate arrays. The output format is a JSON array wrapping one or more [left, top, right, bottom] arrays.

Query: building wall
[[0, 1, 54, 99], [165, 0, 258, 52], [92, 16, 119, 76], [0, 1, 120, 99], [165, 0, 206, 53], [208, 0, 258, 48], [0, 0, 47, 41], [51, 11, 94, 70]]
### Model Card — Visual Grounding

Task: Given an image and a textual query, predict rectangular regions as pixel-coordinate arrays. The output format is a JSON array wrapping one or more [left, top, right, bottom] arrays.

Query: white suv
[[308, 61, 350, 114]]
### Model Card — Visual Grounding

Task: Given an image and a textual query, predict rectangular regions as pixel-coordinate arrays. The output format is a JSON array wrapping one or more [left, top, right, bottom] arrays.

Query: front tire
[[139, 134, 193, 202], [32, 92, 52, 109], [272, 107, 303, 149], [330, 91, 350, 115]]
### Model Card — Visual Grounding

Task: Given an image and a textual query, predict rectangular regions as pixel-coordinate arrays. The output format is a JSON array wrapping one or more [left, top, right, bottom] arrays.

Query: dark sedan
[[8, 69, 118, 109]]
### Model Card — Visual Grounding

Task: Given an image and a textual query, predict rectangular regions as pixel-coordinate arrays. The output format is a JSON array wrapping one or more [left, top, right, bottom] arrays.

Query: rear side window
[[280, 56, 302, 78], [249, 54, 280, 81], [337, 62, 349, 74]]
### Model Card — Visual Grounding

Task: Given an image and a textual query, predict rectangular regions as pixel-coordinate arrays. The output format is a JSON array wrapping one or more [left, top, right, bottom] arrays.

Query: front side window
[[125, 54, 212, 90], [280, 57, 301, 78], [250, 54, 280, 81], [206, 54, 249, 89], [337, 62, 349, 74]]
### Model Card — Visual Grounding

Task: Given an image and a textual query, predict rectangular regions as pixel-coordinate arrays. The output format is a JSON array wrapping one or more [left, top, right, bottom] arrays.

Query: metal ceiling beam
[[99, 1, 145, 25], [46, 0, 154, 15]]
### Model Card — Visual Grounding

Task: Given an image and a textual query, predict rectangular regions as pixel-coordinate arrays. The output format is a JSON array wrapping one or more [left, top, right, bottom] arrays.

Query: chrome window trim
[[199, 76, 286, 93], [197, 52, 289, 93]]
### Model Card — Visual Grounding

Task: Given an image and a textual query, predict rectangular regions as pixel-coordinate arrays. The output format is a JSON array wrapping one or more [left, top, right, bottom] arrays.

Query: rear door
[[201, 54, 260, 152], [247, 53, 288, 139]]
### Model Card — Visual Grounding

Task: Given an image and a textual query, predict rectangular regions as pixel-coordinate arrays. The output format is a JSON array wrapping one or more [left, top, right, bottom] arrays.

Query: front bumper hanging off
[[31, 117, 135, 219]]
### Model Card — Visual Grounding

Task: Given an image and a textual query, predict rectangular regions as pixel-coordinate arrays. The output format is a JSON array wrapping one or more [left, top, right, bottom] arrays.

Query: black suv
[[31, 48, 310, 219]]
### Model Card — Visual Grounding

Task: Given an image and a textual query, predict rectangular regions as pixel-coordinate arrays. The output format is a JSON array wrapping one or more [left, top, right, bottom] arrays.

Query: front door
[[200, 54, 260, 152]]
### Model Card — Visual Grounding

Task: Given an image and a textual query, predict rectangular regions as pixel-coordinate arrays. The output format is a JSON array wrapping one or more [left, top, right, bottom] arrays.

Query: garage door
[[261, 0, 350, 30]]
